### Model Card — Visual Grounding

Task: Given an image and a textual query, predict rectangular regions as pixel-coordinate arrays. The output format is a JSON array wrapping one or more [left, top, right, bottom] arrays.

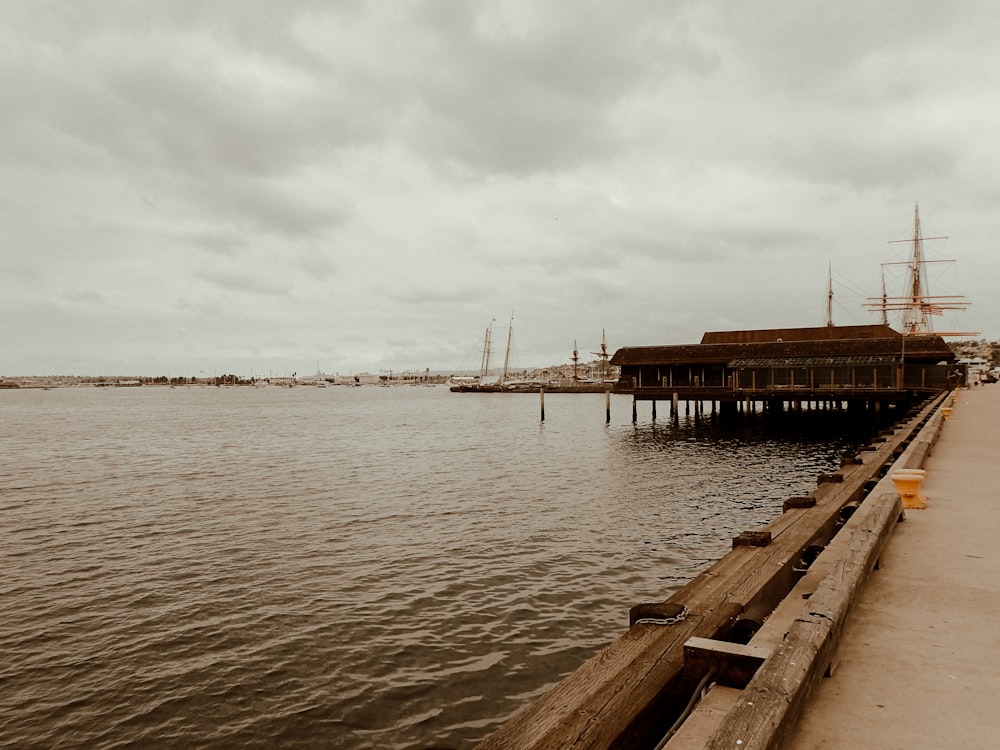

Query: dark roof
[[611, 328, 954, 367], [700, 324, 897, 345]]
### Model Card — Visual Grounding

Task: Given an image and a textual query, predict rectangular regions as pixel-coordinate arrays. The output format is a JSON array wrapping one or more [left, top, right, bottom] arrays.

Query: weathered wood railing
[[475, 392, 949, 750]]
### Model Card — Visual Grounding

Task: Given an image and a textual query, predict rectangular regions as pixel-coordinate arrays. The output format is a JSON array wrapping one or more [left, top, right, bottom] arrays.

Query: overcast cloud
[[3, 0, 998, 377]]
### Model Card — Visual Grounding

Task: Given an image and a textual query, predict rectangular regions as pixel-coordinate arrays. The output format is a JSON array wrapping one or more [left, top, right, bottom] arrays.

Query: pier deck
[[786, 383, 1000, 749]]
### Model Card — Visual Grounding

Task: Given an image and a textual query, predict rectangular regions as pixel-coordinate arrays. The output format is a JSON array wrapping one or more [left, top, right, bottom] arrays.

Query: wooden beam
[[705, 491, 904, 750], [683, 637, 770, 688]]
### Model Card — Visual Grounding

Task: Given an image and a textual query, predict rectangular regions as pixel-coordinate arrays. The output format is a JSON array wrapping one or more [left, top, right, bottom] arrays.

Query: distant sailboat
[[450, 316, 513, 392], [450, 322, 617, 393]]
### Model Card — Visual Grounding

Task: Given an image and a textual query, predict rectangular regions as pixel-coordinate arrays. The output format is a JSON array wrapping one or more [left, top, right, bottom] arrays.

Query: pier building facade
[[611, 324, 957, 412]]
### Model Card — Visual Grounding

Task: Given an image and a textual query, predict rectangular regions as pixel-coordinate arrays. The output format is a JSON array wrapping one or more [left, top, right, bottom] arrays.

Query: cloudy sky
[[3, 1, 998, 377]]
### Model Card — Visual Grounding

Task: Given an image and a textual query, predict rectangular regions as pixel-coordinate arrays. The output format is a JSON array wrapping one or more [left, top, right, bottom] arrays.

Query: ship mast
[[826, 262, 834, 327], [900, 204, 932, 334], [479, 319, 494, 381], [499, 314, 513, 386], [865, 203, 972, 336], [571, 340, 579, 381], [879, 268, 889, 326], [591, 329, 610, 382]]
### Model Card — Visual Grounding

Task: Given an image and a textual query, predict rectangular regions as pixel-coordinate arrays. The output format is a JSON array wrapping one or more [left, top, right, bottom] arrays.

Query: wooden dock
[[784, 383, 1000, 749], [474, 385, 994, 749]]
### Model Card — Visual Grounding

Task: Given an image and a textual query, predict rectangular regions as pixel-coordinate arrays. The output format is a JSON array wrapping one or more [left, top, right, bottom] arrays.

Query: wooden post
[[632, 397, 637, 423], [651, 400, 657, 421], [540, 388, 545, 422], [605, 389, 611, 424]]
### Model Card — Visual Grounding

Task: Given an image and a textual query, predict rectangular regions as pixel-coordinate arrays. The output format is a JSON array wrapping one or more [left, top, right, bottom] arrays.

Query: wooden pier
[[784, 383, 1000, 749], [474, 387, 968, 749], [610, 324, 960, 419]]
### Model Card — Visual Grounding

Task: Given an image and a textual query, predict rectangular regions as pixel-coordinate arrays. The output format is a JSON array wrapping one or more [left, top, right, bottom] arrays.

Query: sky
[[3, 1, 999, 377]]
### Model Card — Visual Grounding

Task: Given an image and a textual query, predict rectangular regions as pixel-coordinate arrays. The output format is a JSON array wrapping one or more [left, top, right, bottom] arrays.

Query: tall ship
[[449, 317, 516, 392]]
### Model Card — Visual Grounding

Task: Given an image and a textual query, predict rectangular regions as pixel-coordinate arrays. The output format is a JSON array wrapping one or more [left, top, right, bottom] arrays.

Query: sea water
[[1, 385, 868, 748]]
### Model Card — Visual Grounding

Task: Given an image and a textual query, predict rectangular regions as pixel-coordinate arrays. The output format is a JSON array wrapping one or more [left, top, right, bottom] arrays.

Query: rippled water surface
[[1, 385, 870, 748]]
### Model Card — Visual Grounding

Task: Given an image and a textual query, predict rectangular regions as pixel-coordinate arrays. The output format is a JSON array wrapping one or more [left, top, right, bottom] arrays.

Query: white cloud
[[2, 0, 998, 376]]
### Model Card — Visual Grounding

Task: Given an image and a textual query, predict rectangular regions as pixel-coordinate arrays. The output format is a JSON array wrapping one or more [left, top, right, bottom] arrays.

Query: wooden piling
[[540, 388, 545, 422]]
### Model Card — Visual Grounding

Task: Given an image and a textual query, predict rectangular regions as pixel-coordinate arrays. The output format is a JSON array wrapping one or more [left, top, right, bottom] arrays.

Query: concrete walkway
[[788, 385, 1000, 750]]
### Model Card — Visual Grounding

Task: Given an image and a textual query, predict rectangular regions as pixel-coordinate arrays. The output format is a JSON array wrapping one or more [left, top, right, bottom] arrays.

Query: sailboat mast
[[500, 315, 513, 386], [480, 320, 494, 381]]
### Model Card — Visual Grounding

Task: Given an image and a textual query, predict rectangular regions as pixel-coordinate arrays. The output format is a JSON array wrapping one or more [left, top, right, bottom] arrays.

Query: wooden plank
[[705, 491, 903, 750], [663, 685, 743, 750]]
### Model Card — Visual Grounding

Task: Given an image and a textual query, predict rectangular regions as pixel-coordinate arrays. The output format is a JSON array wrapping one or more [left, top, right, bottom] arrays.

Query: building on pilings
[[610, 324, 959, 413]]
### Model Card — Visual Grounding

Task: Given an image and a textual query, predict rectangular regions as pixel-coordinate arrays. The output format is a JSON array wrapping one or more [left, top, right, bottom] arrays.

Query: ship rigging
[[864, 204, 975, 336]]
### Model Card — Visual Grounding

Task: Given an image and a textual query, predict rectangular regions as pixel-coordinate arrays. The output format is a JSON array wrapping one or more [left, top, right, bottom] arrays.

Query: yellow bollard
[[942, 407, 953, 420], [891, 469, 927, 509]]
